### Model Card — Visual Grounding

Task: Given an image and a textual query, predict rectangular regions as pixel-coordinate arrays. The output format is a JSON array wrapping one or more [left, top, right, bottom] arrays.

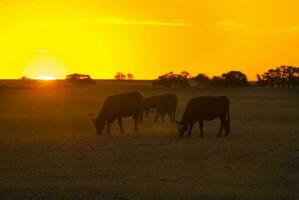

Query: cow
[[141, 95, 160, 118], [155, 94, 178, 122], [92, 92, 143, 135], [141, 94, 178, 123], [176, 96, 230, 137]]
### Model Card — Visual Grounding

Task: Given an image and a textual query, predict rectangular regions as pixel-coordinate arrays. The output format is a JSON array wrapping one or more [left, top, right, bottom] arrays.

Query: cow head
[[92, 118, 105, 135], [176, 121, 188, 137]]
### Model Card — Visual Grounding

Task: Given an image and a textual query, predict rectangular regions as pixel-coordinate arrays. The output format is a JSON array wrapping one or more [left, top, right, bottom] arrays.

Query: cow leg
[[172, 110, 176, 122], [106, 122, 111, 134], [161, 113, 165, 122], [145, 111, 149, 117], [154, 114, 160, 123], [187, 122, 194, 137], [133, 115, 139, 132], [167, 111, 172, 122], [118, 118, 124, 133], [199, 121, 204, 137], [217, 117, 225, 137]]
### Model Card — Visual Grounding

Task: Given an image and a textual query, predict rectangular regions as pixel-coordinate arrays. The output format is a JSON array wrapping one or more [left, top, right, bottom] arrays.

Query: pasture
[[0, 81, 299, 199]]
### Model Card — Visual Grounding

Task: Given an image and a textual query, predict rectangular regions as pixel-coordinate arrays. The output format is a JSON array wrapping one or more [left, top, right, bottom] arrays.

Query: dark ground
[[0, 81, 298, 199]]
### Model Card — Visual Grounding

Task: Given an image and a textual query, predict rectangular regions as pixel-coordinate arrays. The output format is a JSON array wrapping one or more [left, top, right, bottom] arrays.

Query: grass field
[[0, 81, 299, 200]]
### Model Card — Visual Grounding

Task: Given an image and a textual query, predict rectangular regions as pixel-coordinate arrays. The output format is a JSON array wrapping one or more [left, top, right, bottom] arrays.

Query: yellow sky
[[0, 0, 299, 80]]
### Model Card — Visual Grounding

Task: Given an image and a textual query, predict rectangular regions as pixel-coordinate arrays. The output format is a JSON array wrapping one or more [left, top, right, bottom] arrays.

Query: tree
[[193, 73, 210, 86], [289, 66, 299, 87], [256, 74, 266, 87], [66, 73, 96, 84], [20, 76, 30, 80], [152, 72, 189, 88], [114, 72, 126, 80], [180, 71, 191, 79], [221, 71, 249, 87], [210, 76, 225, 87], [256, 66, 299, 87], [127, 73, 134, 80]]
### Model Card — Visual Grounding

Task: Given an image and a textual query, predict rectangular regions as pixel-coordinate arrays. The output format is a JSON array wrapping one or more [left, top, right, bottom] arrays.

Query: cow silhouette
[[92, 92, 143, 134], [177, 96, 230, 137], [142, 95, 160, 118], [141, 94, 178, 122]]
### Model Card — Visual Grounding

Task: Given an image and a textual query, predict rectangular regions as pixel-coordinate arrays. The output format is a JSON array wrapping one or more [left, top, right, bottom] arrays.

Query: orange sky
[[0, 0, 299, 80]]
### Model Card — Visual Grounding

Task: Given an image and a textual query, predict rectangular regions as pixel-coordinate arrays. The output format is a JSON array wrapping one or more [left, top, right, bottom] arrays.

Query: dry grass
[[0, 81, 298, 199]]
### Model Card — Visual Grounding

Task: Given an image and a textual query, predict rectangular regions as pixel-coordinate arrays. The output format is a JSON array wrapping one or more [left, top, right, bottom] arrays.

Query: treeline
[[256, 66, 299, 87], [152, 72, 190, 88], [153, 71, 249, 88], [62, 72, 135, 85], [24, 65, 298, 88], [153, 66, 299, 88]]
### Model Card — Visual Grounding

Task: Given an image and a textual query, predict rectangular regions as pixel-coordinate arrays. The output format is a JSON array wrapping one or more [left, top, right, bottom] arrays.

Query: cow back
[[157, 94, 178, 113], [98, 92, 143, 120], [182, 96, 229, 122]]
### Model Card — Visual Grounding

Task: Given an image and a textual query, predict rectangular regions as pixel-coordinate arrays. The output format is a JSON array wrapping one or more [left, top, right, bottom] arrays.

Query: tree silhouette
[[256, 74, 266, 87], [193, 73, 210, 86], [221, 71, 249, 87], [288, 66, 299, 87], [114, 72, 126, 80], [180, 71, 191, 79], [20, 76, 30, 80], [127, 73, 134, 80], [66, 73, 96, 84], [153, 72, 189, 88], [210, 76, 225, 87], [256, 66, 299, 87]]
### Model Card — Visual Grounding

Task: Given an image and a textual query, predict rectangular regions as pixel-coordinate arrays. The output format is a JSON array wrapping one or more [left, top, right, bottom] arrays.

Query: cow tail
[[226, 106, 230, 134]]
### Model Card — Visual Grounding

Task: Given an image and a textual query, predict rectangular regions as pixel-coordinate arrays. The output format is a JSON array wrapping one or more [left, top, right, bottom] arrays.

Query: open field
[[0, 81, 299, 200]]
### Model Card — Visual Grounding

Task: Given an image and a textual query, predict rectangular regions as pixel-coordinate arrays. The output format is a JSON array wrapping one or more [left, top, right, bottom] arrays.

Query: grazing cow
[[142, 96, 160, 117], [92, 92, 143, 134], [177, 96, 230, 137], [141, 94, 178, 122], [155, 94, 178, 122]]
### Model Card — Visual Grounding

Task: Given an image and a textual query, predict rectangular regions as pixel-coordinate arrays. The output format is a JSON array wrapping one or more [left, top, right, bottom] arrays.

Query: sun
[[24, 56, 67, 80], [36, 75, 56, 80]]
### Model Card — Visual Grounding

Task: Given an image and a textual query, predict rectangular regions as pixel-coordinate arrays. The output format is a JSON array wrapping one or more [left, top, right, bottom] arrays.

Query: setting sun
[[23, 56, 67, 80]]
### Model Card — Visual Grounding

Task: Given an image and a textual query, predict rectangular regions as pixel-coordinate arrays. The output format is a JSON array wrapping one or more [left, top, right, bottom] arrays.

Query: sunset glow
[[0, 0, 299, 80], [36, 76, 56, 81]]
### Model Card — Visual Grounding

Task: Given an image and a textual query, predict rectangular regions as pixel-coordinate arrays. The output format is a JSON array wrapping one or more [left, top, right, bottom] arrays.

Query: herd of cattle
[[92, 92, 230, 137]]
